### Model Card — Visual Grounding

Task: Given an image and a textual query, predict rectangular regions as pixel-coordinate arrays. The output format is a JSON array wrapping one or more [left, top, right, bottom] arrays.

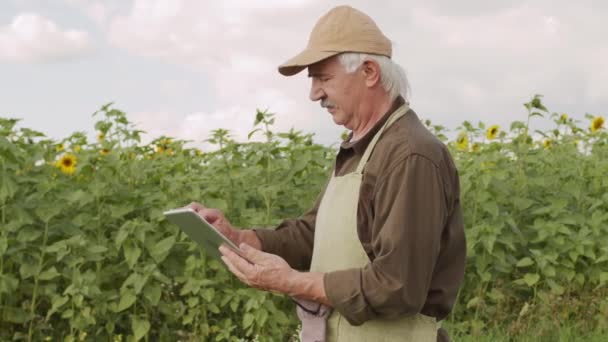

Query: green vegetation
[[0, 96, 606, 341]]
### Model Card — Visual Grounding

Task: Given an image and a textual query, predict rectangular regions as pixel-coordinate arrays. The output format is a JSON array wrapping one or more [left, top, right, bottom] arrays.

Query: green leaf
[[208, 303, 220, 314], [599, 272, 608, 286], [19, 262, 40, 279], [205, 198, 228, 211], [111, 204, 135, 219], [148, 236, 175, 264], [0, 274, 19, 294], [2, 306, 32, 323], [88, 245, 108, 254], [115, 227, 129, 248], [132, 317, 150, 341], [547, 279, 565, 295], [117, 292, 137, 312], [35, 205, 62, 223], [16, 226, 42, 242], [0, 235, 7, 254], [201, 288, 215, 303], [65, 189, 93, 206], [187, 297, 199, 308], [254, 110, 265, 125], [39, 266, 61, 280], [530, 112, 545, 118], [124, 243, 141, 269], [61, 309, 74, 319], [514, 198, 535, 211], [523, 273, 540, 287], [133, 274, 149, 295], [242, 312, 255, 329], [482, 201, 499, 218], [0, 174, 18, 201], [46, 295, 69, 319], [143, 283, 161, 305], [516, 257, 534, 267], [466, 296, 480, 309]]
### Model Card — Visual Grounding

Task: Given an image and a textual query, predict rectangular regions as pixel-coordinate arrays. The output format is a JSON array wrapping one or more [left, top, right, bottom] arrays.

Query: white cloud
[[0, 13, 93, 62], [61, 0, 121, 27], [106, 0, 344, 144], [105, 0, 608, 143], [129, 106, 268, 149]]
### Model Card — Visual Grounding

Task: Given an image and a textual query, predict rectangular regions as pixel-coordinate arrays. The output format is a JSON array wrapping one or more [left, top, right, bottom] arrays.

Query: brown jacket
[[255, 98, 466, 342]]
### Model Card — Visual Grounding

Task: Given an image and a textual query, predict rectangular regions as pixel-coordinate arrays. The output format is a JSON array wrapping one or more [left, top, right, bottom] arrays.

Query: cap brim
[[278, 49, 340, 76]]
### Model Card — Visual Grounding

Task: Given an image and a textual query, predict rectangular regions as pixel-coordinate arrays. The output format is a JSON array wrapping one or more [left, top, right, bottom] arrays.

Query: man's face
[[307, 56, 364, 129]]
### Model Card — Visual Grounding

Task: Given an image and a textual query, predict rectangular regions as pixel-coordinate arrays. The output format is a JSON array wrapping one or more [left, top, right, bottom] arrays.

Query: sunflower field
[[0, 95, 607, 341]]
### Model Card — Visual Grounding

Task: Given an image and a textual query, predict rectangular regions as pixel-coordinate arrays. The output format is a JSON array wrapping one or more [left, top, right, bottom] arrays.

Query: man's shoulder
[[374, 109, 450, 168]]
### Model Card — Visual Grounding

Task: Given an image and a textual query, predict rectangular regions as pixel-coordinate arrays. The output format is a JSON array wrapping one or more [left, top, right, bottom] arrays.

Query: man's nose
[[309, 81, 325, 102]]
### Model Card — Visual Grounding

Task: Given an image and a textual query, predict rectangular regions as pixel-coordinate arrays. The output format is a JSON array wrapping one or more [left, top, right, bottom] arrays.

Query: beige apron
[[309, 104, 438, 342]]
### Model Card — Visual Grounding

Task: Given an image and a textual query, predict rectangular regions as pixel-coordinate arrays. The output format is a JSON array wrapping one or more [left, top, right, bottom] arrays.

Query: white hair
[[338, 52, 411, 102]]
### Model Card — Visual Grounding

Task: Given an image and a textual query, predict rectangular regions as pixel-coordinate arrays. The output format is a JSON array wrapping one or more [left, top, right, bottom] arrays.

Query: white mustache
[[321, 99, 336, 109]]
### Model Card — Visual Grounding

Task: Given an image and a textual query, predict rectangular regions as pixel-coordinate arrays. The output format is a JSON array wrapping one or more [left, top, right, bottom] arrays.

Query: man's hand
[[219, 243, 331, 306], [187, 202, 262, 250], [219, 243, 298, 294]]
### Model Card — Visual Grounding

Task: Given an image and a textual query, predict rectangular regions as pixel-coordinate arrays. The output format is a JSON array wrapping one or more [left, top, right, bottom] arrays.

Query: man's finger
[[220, 245, 255, 274], [239, 243, 267, 264], [221, 256, 248, 283], [187, 202, 206, 212], [199, 208, 223, 224]]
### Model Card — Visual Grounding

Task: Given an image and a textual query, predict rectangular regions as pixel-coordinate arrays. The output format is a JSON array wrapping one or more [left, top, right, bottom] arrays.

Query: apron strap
[[355, 103, 410, 174]]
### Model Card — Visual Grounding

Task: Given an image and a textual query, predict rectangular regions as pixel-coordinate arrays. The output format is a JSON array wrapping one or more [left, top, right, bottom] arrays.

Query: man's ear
[[362, 60, 381, 88]]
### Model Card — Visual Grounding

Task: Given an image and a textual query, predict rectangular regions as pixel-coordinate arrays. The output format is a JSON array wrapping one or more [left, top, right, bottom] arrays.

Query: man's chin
[[330, 114, 343, 125], [330, 116, 351, 131]]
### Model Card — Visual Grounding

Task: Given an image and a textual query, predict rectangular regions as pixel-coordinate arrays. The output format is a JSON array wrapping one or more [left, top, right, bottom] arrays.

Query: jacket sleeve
[[253, 184, 327, 271]]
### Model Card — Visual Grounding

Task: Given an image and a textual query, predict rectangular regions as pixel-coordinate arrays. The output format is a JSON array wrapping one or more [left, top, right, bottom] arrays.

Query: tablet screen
[[163, 208, 249, 262]]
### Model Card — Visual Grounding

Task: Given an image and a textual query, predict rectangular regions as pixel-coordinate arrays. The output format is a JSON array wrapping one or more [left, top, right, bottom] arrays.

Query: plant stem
[[27, 220, 50, 342], [264, 121, 272, 224], [218, 138, 236, 217], [0, 178, 5, 319]]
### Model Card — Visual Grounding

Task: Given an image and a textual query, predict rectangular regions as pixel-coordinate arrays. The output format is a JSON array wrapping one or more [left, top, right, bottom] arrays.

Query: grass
[[444, 322, 608, 342]]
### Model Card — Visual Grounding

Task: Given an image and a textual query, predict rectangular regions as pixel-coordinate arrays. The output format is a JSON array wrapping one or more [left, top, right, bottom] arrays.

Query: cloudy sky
[[1, 0, 606, 147]]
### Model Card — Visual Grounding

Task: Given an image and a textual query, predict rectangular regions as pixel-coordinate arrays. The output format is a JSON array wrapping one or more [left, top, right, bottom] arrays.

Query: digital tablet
[[163, 207, 248, 262]]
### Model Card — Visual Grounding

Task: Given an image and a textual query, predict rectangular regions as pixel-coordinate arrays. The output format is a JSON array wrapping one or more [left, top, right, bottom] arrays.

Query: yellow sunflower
[[97, 132, 105, 142], [590, 116, 604, 132], [195, 149, 203, 156], [543, 139, 552, 149], [100, 148, 110, 155], [486, 125, 499, 140], [156, 138, 174, 155], [73, 145, 81, 152], [55, 153, 77, 175], [472, 143, 480, 152], [55, 143, 65, 152], [456, 132, 469, 151], [559, 113, 568, 123]]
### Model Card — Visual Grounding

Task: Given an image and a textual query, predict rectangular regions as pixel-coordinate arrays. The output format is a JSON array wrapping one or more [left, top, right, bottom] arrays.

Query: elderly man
[[190, 5, 465, 342]]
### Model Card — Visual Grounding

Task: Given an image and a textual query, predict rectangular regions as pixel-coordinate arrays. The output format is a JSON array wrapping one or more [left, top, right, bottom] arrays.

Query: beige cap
[[278, 5, 392, 76]]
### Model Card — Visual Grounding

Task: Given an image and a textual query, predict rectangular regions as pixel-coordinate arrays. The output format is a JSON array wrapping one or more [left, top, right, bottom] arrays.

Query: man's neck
[[351, 96, 394, 141]]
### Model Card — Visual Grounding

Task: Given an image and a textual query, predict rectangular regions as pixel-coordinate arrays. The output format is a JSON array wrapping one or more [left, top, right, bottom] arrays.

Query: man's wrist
[[239, 230, 262, 250], [288, 271, 331, 307]]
